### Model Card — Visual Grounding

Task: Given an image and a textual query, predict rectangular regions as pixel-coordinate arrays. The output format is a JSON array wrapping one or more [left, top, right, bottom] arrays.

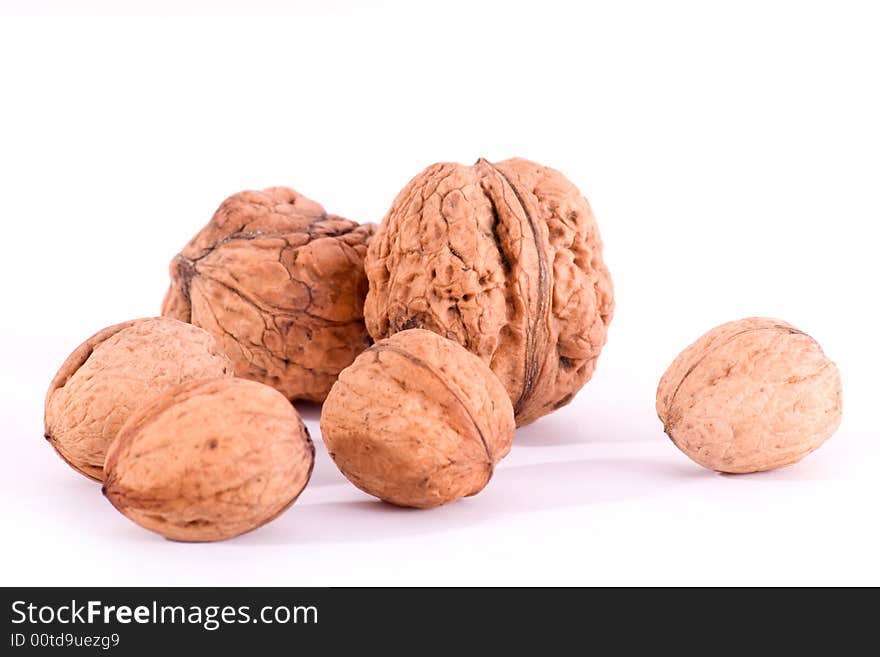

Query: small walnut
[[103, 377, 313, 542], [44, 317, 233, 482], [656, 317, 843, 474], [162, 186, 376, 402], [365, 157, 614, 426], [320, 329, 514, 508]]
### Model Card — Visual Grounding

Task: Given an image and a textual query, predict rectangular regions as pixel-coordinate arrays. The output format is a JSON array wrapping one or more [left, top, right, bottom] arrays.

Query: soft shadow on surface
[[305, 440, 349, 487], [239, 456, 711, 546], [515, 405, 662, 446], [293, 401, 323, 423], [514, 414, 593, 446], [714, 457, 840, 483]]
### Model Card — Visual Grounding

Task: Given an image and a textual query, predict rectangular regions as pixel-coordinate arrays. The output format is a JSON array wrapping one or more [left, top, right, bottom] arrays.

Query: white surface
[[1, 2, 877, 586]]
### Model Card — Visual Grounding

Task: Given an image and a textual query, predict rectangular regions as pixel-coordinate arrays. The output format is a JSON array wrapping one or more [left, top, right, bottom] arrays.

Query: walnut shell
[[162, 186, 376, 402], [656, 317, 843, 474], [103, 377, 314, 542], [364, 157, 614, 426], [320, 329, 515, 508], [44, 317, 233, 482]]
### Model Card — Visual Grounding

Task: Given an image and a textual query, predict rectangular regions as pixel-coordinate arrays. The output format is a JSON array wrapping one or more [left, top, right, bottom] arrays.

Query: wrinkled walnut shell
[[162, 186, 376, 402], [365, 157, 614, 426], [44, 317, 233, 481], [320, 329, 515, 508], [657, 317, 843, 474], [103, 377, 314, 542]]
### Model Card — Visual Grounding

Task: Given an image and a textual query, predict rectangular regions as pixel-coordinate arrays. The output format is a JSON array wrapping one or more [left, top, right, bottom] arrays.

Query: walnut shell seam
[[368, 341, 496, 470], [662, 323, 810, 431]]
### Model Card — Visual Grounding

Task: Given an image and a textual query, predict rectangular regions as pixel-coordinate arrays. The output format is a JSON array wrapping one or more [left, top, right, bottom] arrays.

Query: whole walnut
[[320, 329, 515, 508], [103, 377, 314, 542], [657, 317, 843, 474], [44, 317, 233, 482], [162, 187, 376, 402], [364, 157, 614, 426]]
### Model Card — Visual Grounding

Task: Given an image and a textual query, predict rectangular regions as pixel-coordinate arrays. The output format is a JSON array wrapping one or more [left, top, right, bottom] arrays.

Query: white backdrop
[[1, 1, 877, 585]]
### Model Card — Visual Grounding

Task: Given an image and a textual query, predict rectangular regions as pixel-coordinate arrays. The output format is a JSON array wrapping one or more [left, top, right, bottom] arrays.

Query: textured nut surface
[[657, 317, 842, 474], [162, 186, 376, 402], [104, 377, 314, 542], [44, 317, 233, 481], [320, 329, 515, 508], [365, 157, 614, 426]]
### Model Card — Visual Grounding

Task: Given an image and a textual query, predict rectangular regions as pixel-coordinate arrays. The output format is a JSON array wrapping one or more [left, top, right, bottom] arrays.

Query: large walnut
[[364, 157, 614, 426], [104, 377, 314, 542], [320, 329, 515, 508], [657, 317, 843, 474], [44, 317, 233, 482], [162, 187, 376, 402]]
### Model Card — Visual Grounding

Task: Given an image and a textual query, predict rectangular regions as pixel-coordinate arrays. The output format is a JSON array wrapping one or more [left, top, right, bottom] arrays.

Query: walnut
[[320, 329, 514, 508], [162, 186, 376, 402], [364, 157, 614, 426], [656, 317, 842, 474], [44, 317, 233, 482], [103, 377, 314, 542]]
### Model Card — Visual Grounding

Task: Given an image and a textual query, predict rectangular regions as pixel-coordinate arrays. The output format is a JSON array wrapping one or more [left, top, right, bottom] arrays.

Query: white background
[[1, 1, 877, 586]]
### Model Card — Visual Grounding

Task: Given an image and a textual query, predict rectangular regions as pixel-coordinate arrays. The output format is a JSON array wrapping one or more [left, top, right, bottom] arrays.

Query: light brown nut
[[364, 157, 614, 426], [162, 186, 376, 402], [103, 377, 314, 542], [656, 317, 843, 474], [44, 317, 233, 482], [320, 329, 515, 508]]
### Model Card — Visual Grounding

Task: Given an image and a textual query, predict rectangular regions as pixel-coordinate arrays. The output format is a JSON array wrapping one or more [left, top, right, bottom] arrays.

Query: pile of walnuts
[[43, 158, 842, 542]]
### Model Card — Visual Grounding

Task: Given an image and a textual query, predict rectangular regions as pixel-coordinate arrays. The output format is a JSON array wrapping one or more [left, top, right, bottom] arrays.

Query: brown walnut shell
[[656, 317, 843, 474], [162, 186, 376, 402], [320, 329, 515, 508], [364, 157, 614, 426], [103, 377, 314, 542], [44, 317, 233, 482]]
